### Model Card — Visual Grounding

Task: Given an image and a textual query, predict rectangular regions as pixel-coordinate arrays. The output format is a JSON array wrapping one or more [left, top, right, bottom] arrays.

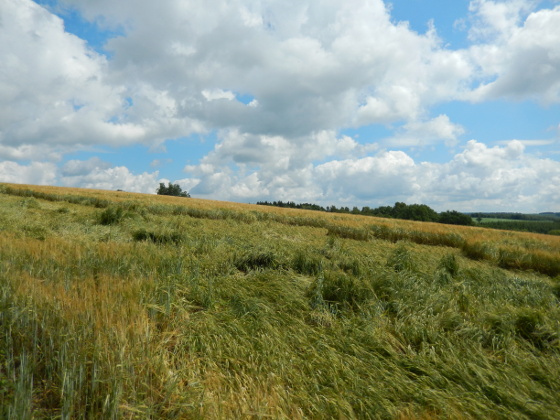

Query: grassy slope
[[1, 183, 559, 419]]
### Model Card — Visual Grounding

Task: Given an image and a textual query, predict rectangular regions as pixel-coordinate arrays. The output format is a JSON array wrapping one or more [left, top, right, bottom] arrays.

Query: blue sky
[[1, 0, 559, 212]]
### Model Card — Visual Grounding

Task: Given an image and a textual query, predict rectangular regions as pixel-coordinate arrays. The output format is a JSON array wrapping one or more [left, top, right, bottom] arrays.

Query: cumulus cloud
[[385, 115, 465, 148], [45, 0, 476, 140], [61, 157, 113, 176], [5, 0, 557, 148], [0, 0, 125, 149], [467, 1, 560, 103], [414, 139, 560, 211], [185, 139, 560, 212], [61, 165, 160, 192], [0, 161, 58, 186], [0, 0, 201, 160], [185, 129, 362, 179], [0, 158, 161, 193]]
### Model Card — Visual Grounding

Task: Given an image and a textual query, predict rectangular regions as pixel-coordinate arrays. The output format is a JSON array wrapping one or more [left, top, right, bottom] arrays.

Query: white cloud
[[412, 140, 559, 211], [496, 139, 554, 146], [0, 0, 126, 149], [44, 0, 475, 140], [61, 157, 112, 176], [467, 2, 560, 103], [185, 129, 362, 178], [6, 0, 556, 152], [202, 89, 236, 102], [385, 115, 465, 147], [314, 151, 418, 201], [0, 144, 63, 162], [467, 0, 535, 41], [184, 139, 560, 212], [0, 0, 202, 159], [0, 158, 160, 193], [0, 161, 58, 185], [61, 163, 161, 193]]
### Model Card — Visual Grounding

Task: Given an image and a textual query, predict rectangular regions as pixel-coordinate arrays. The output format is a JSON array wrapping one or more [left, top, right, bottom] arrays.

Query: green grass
[[1, 183, 559, 419]]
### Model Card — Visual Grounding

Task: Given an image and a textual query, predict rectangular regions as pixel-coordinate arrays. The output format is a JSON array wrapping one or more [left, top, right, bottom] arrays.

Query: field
[[1, 183, 559, 419]]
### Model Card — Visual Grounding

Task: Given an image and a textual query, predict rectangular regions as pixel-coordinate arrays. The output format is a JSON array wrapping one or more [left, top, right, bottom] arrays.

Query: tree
[[156, 182, 191, 198], [438, 210, 473, 226]]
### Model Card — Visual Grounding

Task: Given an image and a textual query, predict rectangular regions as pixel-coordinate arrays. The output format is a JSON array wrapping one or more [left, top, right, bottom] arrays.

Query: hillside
[[1, 183, 559, 419]]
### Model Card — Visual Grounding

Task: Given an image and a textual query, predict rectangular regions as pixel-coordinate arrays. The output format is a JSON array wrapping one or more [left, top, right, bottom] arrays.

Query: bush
[[438, 210, 474, 226], [156, 182, 190, 198]]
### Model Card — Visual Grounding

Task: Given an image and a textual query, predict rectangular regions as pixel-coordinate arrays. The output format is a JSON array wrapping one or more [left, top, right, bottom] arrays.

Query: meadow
[[1, 183, 559, 419]]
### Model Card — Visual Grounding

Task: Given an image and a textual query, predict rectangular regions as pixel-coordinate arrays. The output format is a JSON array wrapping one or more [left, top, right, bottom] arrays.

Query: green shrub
[[156, 182, 190, 197]]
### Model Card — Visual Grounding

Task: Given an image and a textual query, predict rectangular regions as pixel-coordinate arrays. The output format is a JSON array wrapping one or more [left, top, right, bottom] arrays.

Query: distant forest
[[257, 201, 560, 235], [256, 201, 474, 226], [470, 212, 560, 235]]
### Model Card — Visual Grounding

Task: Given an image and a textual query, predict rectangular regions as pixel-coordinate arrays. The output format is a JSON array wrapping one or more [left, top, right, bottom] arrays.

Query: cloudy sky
[[1, 0, 559, 212]]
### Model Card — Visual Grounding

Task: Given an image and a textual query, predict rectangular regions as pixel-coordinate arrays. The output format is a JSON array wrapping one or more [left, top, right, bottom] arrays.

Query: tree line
[[470, 212, 560, 221], [152, 183, 558, 234], [256, 201, 474, 226]]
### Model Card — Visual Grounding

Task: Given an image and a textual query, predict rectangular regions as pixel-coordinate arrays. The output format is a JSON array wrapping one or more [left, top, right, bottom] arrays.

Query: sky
[[1, 0, 560, 212]]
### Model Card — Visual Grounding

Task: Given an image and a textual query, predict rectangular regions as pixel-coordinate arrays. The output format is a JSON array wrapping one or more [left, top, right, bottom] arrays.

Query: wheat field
[[1, 182, 559, 419]]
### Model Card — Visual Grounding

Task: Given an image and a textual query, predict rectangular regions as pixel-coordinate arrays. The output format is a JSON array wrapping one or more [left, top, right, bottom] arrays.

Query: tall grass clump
[[291, 251, 323, 276], [97, 206, 128, 225], [387, 244, 416, 272], [307, 271, 375, 312], [234, 249, 279, 272], [434, 253, 460, 284], [461, 240, 494, 260], [369, 224, 465, 248], [438, 253, 460, 277], [0, 185, 111, 208], [513, 309, 557, 350], [132, 228, 185, 245], [326, 225, 370, 241]]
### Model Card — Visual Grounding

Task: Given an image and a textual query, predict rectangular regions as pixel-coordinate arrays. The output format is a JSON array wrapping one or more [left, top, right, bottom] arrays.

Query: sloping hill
[[1, 183, 559, 419]]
